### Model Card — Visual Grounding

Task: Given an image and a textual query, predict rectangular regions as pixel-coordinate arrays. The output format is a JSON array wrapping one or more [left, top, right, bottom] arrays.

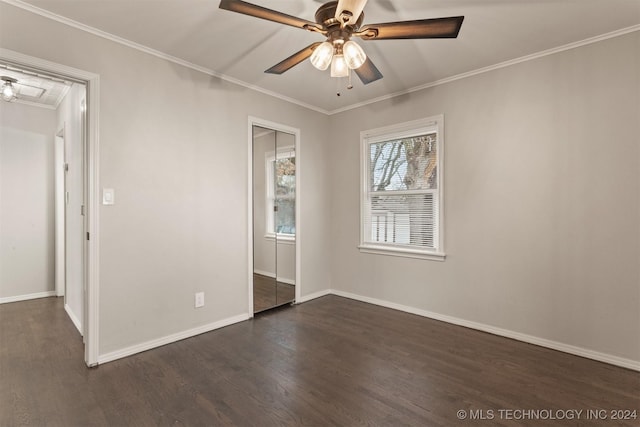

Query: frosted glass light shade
[[1, 82, 16, 102], [331, 54, 349, 77], [310, 42, 334, 71], [343, 41, 366, 69]]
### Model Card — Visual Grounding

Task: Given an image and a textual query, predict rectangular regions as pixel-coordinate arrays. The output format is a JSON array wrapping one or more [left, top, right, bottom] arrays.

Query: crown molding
[[2, 0, 638, 116], [0, 0, 331, 115], [329, 24, 640, 115]]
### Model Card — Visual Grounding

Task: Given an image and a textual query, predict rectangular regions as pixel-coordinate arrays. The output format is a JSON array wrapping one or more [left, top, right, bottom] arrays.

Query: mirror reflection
[[252, 125, 296, 313]]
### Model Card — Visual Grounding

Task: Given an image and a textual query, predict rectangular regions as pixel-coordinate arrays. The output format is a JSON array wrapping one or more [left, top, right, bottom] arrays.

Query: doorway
[[0, 48, 100, 366], [248, 117, 301, 314], [1, 64, 85, 339]]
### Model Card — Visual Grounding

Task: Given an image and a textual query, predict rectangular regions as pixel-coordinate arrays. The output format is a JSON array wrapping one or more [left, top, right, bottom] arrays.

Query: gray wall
[[0, 101, 56, 299], [0, 2, 331, 356], [329, 32, 640, 363]]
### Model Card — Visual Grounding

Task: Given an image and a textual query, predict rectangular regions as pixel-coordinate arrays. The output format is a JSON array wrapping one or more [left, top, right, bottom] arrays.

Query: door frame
[[247, 116, 301, 316], [0, 48, 101, 367], [54, 126, 65, 298]]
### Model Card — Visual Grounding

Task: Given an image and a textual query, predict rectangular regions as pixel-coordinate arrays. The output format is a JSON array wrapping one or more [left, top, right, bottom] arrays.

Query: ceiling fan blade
[[354, 57, 383, 85], [265, 42, 322, 75], [357, 16, 464, 40], [219, 0, 320, 30], [335, 0, 368, 26]]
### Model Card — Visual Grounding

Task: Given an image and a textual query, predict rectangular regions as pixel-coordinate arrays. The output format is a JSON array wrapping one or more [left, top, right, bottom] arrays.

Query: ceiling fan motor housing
[[315, 1, 364, 40]]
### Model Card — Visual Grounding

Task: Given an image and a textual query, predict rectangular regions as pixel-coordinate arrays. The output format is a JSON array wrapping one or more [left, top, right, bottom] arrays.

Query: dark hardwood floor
[[253, 273, 295, 313], [1, 295, 638, 426]]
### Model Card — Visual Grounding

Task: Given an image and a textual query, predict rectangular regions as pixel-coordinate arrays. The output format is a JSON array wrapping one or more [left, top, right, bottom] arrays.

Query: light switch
[[103, 188, 115, 205]]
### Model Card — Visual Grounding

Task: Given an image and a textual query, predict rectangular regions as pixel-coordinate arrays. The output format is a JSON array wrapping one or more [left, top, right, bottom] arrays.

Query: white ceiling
[[13, 0, 640, 113]]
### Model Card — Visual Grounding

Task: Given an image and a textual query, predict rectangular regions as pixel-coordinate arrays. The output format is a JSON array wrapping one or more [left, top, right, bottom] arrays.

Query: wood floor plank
[[1, 295, 638, 426], [253, 274, 295, 313]]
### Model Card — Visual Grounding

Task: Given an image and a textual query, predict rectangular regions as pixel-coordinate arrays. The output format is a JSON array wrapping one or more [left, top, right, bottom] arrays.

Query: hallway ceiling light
[[1, 76, 18, 102], [0, 75, 49, 103]]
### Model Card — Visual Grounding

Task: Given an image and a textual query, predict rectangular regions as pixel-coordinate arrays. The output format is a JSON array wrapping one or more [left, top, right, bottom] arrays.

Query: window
[[266, 148, 295, 240], [360, 116, 445, 260]]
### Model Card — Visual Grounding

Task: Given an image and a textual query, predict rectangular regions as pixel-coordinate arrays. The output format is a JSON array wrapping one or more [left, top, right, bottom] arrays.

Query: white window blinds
[[360, 116, 445, 260]]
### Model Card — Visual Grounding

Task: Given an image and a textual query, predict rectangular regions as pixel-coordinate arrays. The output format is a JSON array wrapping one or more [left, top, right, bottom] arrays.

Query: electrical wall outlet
[[195, 292, 205, 308]]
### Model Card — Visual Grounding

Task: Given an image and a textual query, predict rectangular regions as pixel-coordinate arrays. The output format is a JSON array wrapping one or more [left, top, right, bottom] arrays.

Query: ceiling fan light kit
[[310, 41, 334, 70], [219, 0, 464, 91], [343, 40, 366, 69], [311, 39, 365, 77], [330, 54, 349, 78]]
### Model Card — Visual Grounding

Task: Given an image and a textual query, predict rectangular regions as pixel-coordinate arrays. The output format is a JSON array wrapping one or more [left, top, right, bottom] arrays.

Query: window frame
[[265, 147, 296, 243], [359, 115, 446, 261]]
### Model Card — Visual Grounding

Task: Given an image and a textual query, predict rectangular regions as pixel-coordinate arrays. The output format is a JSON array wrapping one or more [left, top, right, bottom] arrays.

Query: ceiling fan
[[219, 0, 464, 87]]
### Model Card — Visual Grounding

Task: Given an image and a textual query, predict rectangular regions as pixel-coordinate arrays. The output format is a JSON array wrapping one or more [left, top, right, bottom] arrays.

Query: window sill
[[265, 234, 296, 245], [358, 244, 446, 261]]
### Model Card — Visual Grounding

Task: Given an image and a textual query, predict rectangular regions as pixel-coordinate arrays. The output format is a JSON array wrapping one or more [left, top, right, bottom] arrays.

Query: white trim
[[248, 116, 302, 310], [358, 245, 446, 261], [330, 290, 640, 372], [0, 48, 101, 367], [253, 269, 295, 286], [264, 234, 296, 245], [0, 0, 329, 115], [0, 48, 95, 85], [295, 289, 332, 304], [64, 303, 82, 335], [3, 1, 637, 116], [360, 115, 445, 259], [85, 74, 100, 367], [247, 119, 254, 317], [98, 313, 250, 365], [361, 118, 439, 141], [294, 125, 301, 306], [54, 129, 66, 297], [0, 291, 56, 304], [329, 25, 640, 115], [54, 84, 71, 109]]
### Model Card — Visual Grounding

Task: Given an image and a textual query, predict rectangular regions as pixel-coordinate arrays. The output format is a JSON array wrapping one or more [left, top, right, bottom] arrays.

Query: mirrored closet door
[[252, 125, 296, 313]]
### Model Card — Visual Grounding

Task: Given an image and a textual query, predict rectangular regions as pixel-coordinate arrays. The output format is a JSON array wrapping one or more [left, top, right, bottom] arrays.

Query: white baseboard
[[253, 269, 295, 286], [331, 290, 640, 372], [99, 293, 330, 365], [296, 288, 332, 304], [64, 303, 83, 336], [92, 287, 639, 372], [98, 313, 250, 365], [0, 290, 56, 304]]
